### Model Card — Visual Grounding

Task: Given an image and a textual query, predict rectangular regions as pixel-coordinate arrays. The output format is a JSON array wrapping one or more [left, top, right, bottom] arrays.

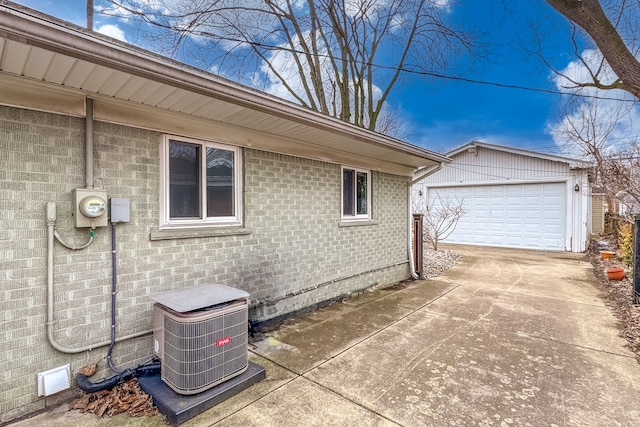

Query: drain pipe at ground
[[408, 164, 443, 279]]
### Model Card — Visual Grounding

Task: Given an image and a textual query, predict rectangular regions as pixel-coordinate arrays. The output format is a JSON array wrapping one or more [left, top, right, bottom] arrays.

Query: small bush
[[618, 221, 633, 267]]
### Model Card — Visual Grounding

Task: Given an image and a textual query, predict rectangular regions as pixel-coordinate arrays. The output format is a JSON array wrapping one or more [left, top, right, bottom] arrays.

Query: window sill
[[150, 227, 252, 241], [338, 220, 378, 227]]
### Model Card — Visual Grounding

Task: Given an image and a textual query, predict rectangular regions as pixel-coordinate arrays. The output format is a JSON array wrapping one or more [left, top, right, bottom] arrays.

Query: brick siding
[[0, 105, 411, 422]]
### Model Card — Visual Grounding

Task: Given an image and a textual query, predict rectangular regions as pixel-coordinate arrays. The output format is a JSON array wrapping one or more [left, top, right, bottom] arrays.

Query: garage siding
[[427, 148, 571, 182], [414, 142, 591, 252]]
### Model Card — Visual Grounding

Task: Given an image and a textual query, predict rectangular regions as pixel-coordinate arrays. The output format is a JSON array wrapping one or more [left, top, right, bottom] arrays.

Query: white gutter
[[411, 164, 444, 186]]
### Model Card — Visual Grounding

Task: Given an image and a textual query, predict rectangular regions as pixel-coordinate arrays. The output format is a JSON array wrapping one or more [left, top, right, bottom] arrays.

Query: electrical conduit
[[46, 202, 150, 353], [46, 97, 150, 354]]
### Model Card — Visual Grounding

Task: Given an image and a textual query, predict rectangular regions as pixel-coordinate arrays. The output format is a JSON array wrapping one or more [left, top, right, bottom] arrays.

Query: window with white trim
[[160, 135, 242, 228], [342, 166, 371, 220]]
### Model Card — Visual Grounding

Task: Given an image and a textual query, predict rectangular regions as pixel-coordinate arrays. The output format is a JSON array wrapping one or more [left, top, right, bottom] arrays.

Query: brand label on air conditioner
[[216, 336, 232, 347]]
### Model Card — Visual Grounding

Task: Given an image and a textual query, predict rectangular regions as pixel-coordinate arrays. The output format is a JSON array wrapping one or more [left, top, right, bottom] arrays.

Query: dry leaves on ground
[[69, 377, 158, 418], [589, 242, 640, 362]]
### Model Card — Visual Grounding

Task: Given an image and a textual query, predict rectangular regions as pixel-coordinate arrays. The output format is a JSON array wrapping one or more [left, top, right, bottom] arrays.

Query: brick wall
[[0, 105, 410, 422]]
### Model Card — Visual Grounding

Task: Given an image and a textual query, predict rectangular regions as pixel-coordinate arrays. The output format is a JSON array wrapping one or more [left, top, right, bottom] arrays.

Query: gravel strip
[[422, 248, 462, 278]]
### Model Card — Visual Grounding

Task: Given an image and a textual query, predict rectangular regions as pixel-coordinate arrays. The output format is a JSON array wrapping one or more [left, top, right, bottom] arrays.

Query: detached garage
[[413, 142, 592, 252]]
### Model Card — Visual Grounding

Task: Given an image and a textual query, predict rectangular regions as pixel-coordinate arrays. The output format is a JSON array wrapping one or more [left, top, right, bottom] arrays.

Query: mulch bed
[[588, 242, 640, 362]]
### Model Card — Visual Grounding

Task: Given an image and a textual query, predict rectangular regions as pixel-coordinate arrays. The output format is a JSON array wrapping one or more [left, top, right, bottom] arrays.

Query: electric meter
[[73, 188, 108, 228], [79, 196, 107, 218]]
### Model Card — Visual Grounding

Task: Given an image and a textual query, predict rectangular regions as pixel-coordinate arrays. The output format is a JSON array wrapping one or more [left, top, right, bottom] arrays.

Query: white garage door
[[428, 182, 566, 250]]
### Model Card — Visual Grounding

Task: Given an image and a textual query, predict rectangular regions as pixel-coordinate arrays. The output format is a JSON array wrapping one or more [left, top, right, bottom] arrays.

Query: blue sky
[[12, 0, 585, 155]]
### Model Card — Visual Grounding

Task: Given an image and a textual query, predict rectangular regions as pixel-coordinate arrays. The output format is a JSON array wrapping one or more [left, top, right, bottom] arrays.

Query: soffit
[[0, 3, 449, 175]]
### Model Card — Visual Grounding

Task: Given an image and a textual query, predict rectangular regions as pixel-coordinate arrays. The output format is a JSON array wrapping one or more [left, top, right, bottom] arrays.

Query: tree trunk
[[546, 0, 640, 99]]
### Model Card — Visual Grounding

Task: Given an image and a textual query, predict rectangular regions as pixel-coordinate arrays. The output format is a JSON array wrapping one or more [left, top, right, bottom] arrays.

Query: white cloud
[[547, 48, 640, 156], [96, 24, 128, 42]]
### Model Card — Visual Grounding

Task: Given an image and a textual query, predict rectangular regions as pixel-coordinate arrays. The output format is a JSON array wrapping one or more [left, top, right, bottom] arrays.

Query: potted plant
[[606, 267, 625, 281], [600, 250, 615, 260]]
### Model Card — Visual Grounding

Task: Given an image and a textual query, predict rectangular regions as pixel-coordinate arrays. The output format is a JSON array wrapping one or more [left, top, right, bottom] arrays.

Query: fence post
[[634, 216, 640, 304], [413, 214, 424, 279]]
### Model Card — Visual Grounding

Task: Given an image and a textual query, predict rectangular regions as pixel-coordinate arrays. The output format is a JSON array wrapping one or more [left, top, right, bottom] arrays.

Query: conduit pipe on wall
[[107, 223, 122, 373], [408, 164, 443, 279], [46, 202, 150, 354], [45, 98, 151, 354]]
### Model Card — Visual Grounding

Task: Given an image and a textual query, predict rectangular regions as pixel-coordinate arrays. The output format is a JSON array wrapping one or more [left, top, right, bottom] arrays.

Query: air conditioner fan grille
[[161, 304, 248, 394]]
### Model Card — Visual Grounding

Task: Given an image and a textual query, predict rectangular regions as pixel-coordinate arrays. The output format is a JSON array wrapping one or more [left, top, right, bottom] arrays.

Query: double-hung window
[[342, 166, 371, 220], [160, 135, 242, 228]]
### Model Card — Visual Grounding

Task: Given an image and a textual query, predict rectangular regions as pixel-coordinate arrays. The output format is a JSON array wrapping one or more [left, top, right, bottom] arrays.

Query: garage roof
[[449, 141, 590, 169], [0, 2, 449, 176]]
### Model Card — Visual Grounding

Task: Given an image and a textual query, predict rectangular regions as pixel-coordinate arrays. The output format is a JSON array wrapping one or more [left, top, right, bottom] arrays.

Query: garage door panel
[[542, 211, 562, 222], [545, 197, 564, 206], [506, 224, 523, 233], [523, 237, 543, 248], [488, 222, 508, 233], [522, 223, 540, 233], [429, 183, 566, 251], [544, 224, 563, 234]]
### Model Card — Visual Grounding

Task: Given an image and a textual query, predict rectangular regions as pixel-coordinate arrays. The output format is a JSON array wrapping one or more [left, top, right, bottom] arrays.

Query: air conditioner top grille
[[150, 283, 249, 313]]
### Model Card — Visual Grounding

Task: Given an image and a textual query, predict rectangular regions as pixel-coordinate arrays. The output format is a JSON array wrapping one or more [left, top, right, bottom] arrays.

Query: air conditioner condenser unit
[[151, 284, 250, 395]]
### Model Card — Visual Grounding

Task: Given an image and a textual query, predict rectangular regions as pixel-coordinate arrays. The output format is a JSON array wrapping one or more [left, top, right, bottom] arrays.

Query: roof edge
[[448, 141, 591, 169], [0, 1, 449, 166]]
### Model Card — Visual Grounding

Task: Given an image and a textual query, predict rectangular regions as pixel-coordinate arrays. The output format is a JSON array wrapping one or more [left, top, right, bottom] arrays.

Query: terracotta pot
[[606, 267, 625, 281], [600, 250, 615, 260]]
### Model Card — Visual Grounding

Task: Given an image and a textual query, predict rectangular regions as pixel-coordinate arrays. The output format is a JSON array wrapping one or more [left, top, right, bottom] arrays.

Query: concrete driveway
[[10, 245, 640, 426]]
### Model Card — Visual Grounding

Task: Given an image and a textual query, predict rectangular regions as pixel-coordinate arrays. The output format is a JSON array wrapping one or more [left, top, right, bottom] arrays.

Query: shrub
[[618, 221, 633, 267]]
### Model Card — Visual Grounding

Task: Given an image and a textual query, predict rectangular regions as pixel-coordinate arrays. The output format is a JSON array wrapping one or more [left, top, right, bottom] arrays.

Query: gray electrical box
[[73, 188, 108, 228], [110, 198, 130, 223]]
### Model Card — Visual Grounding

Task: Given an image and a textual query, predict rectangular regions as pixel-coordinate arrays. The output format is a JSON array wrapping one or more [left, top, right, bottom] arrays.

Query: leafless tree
[[545, 0, 640, 100], [541, 1, 640, 215], [414, 192, 465, 251], [101, 0, 473, 135], [601, 143, 640, 215], [552, 95, 640, 215]]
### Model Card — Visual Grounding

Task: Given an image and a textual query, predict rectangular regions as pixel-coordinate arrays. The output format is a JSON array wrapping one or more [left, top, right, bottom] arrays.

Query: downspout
[[408, 164, 443, 279], [412, 164, 443, 186], [85, 98, 94, 188]]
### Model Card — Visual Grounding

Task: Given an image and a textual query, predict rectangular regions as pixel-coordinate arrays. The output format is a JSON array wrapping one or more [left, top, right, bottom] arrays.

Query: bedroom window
[[160, 135, 242, 228], [342, 166, 371, 220]]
